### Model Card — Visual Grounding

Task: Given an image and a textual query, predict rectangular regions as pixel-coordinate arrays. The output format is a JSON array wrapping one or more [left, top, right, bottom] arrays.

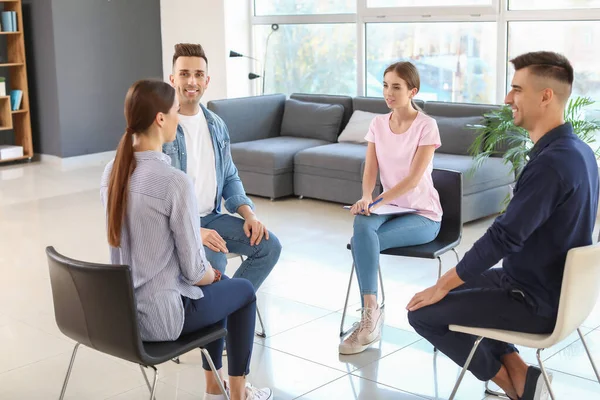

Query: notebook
[[343, 204, 417, 216]]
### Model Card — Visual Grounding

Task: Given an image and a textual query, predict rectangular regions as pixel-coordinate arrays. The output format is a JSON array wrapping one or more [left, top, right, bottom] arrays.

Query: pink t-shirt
[[365, 112, 443, 222]]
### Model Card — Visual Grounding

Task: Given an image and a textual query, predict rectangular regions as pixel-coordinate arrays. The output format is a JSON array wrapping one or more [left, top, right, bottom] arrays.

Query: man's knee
[[408, 307, 433, 333], [267, 231, 282, 256], [205, 248, 227, 273], [257, 231, 282, 260]]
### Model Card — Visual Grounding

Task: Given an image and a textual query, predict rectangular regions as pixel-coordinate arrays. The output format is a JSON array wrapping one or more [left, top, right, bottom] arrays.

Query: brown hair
[[510, 51, 573, 96], [384, 61, 421, 110], [106, 79, 175, 247], [172, 43, 208, 68]]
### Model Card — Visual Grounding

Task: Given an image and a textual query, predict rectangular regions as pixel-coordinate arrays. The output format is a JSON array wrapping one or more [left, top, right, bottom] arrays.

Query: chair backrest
[[432, 168, 463, 243], [46, 246, 146, 364], [549, 244, 600, 343]]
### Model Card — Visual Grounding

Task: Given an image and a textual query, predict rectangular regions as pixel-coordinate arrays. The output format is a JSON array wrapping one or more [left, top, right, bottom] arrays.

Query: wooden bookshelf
[[0, 0, 32, 163]]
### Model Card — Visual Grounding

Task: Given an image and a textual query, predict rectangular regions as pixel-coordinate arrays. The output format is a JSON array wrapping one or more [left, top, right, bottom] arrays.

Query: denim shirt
[[162, 104, 254, 214]]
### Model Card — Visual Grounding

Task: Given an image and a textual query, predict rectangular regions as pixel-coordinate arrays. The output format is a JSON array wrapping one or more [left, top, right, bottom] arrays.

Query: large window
[[252, 1, 600, 107], [368, 0, 491, 7], [254, 24, 357, 96], [366, 22, 496, 103], [254, 0, 355, 16], [508, 0, 600, 10], [508, 20, 600, 118]]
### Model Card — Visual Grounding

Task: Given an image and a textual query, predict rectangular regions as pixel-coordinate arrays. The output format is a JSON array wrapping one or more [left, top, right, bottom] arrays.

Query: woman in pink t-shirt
[[339, 62, 442, 355]]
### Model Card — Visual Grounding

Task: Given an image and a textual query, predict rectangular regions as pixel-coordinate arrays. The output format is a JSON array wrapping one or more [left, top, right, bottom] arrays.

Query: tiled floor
[[0, 159, 599, 399]]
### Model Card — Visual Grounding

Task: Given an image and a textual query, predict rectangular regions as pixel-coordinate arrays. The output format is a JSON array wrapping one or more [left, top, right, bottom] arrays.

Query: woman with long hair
[[340, 62, 443, 355], [101, 79, 272, 400]]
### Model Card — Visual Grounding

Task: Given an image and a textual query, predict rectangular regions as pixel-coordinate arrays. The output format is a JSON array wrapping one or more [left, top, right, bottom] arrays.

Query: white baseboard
[[38, 150, 115, 170]]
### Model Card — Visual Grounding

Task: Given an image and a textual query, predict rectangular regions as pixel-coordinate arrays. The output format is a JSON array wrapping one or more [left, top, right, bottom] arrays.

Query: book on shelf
[[1, 11, 17, 32], [10, 89, 22, 110], [1, 12, 11, 32], [0, 145, 23, 160]]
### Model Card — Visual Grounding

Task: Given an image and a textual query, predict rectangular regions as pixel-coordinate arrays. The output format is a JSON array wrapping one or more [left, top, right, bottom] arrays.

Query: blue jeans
[[351, 213, 441, 298], [201, 212, 282, 290], [180, 276, 256, 376]]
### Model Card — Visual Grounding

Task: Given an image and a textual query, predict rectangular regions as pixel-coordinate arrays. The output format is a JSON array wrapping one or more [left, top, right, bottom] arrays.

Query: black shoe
[[520, 366, 552, 400]]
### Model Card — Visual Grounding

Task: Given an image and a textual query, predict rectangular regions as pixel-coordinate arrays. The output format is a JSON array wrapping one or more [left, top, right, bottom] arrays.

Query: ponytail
[[107, 130, 136, 247], [411, 98, 424, 113]]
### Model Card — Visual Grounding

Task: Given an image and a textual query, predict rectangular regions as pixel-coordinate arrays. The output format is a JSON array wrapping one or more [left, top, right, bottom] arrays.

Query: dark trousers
[[408, 268, 556, 381], [180, 276, 256, 377]]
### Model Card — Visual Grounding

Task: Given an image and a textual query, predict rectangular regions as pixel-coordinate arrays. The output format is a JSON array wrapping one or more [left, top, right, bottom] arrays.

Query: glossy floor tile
[[263, 311, 421, 373], [0, 159, 599, 399], [352, 339, 489, 400], [298, 375, 428, 399]]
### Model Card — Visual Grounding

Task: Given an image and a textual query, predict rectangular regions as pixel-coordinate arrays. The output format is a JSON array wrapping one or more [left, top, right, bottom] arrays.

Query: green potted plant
[[468, 96, 600, 208]]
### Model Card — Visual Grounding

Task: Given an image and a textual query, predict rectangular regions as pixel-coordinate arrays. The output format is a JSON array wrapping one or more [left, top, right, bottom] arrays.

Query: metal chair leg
[[170, 357, 180, 364], [340, 262, 356, 337], [255, 306, 266, 338], [59, 343, 80, 400], [378, 263, 385, 309], [201, 348, 230, 400], [536, 349, 556, 400], [452, 248, 460, 264], [449, 336, 483, 400], [437, 257, 442, 280], [140, 365, 158, 400], [340, 261, 385, 338], [578, 328, 600, 383]]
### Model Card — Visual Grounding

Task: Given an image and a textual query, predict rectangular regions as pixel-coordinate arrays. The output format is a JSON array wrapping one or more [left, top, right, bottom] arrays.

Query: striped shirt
[[100, 151, 209, 341]]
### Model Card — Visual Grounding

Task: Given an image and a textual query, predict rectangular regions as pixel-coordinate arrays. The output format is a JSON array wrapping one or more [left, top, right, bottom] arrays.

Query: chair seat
[[449, 324, 556, 350], [141, 325, 226, 366], [346, 237, 460, 259]]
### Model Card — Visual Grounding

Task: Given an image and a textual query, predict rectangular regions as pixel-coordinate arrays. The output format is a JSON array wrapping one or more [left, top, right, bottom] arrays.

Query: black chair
[[340, 168, 463, 337], [46, 246, 229, 400]]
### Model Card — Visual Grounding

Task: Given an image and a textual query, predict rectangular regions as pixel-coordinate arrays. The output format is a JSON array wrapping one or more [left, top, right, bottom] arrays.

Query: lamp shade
[[229, 50, 244, 58]]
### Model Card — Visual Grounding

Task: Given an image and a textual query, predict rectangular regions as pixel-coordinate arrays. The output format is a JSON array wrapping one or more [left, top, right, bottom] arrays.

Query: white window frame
[[251, 0, 600, 105]]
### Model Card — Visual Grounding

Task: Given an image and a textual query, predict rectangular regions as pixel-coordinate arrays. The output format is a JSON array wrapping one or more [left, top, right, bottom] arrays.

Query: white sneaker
[[245, 383, 273, 400], [339, 323, 369, 355], [357, 306, 384, 345], [203, 381, 229, 400]]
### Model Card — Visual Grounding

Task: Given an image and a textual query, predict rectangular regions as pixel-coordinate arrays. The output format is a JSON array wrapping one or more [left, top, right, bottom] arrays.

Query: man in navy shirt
[[407, 51, 599, 400]]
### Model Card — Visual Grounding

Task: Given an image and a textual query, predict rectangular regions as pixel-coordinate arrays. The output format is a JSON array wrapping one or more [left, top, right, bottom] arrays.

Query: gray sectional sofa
[[207, 93, 515, 223]]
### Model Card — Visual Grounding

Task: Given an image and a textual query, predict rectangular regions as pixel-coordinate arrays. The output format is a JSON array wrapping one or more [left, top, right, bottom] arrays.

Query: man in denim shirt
[[163, 43, 281, 291], [407, 51, 599, 400]]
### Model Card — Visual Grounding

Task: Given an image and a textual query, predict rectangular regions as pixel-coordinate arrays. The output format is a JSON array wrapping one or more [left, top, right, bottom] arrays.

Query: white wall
[[160, 0, 252, 104]]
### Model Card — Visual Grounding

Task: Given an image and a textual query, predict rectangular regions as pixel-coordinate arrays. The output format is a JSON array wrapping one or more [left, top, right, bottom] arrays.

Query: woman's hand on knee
[[351, 196, 372, 216]]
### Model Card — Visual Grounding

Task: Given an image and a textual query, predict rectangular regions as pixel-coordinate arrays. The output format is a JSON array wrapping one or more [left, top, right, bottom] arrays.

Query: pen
[[368, 198, 383, 208], [361, 198, 383, 212]]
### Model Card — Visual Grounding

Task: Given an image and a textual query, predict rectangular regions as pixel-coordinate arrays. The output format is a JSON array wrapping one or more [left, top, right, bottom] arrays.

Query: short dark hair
[[172, 43, 208, 68], [510, 51, 574, 89]]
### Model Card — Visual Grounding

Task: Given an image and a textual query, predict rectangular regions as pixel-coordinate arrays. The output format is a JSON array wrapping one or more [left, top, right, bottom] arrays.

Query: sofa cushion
[[338, 110, 380, 144], [353, 96, 424, 114], [281, 99, 344, 142], [231, 136, 329, 175], [424, 101, 499, 118], [294, 143, 368, 182], [435, 115, 485, 156], [207, 94, 285, 144], [290, 93, 354, 130], [433, 153, 514, 195]]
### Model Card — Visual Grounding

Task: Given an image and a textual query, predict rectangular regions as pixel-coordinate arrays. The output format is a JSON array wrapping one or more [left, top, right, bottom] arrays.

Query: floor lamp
[[230, 23, 279, 95]]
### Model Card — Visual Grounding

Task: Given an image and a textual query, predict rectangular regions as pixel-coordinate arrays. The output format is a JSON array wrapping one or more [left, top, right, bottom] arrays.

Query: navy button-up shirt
[[457, 123, 599, 318]]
